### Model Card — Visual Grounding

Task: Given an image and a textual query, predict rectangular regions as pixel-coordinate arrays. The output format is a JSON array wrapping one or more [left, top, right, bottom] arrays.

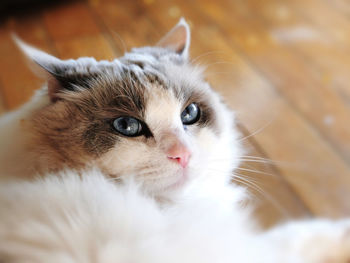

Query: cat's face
[[17, 19, 241, 197]]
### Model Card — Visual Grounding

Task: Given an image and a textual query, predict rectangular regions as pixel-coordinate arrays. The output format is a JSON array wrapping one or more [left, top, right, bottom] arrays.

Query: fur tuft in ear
[[12, 34, 65, 78], [157, 18, 191, 59], [12, 34, 76, 102]]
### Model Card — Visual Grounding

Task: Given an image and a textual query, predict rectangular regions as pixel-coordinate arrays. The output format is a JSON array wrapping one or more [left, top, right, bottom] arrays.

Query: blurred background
[[0, 0, 349, 228]]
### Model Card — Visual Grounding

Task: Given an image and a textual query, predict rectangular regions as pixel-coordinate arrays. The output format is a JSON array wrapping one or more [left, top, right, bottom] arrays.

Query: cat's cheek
[[194, 127, 219, 158], [190, 124, 240, 184], [183, 127, 219, 178], [96, 140, 148, 176]]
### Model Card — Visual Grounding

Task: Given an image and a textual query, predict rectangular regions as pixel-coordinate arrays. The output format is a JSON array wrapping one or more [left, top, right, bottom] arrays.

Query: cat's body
[[0, 19, 350, 262], [1, 169, 350, 263], [0, 170, 255, 263]]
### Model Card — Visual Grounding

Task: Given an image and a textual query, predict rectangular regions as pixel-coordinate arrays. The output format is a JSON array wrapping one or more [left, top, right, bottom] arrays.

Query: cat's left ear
[[13, 35, 75, 102], [157, 18, 191, 59]]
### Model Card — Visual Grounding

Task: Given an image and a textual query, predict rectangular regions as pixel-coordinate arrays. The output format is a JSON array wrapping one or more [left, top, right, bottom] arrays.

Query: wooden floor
[[1, 0, 350, 228]]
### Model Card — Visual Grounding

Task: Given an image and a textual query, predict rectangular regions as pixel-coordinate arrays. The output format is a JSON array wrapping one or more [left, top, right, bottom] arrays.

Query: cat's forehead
[[79, 47, 205, 102], [61, 46, 184, 76], [119, 47, 206, 97], [121, 46, 185, 68]]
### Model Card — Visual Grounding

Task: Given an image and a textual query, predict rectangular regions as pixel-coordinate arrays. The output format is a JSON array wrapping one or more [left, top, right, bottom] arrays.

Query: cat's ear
[[157, 18, 191, 59], [13, 35, 72, 102]]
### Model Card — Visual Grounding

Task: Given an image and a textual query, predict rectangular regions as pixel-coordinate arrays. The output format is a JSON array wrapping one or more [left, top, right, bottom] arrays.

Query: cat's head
[[16, 19, 242, 197]]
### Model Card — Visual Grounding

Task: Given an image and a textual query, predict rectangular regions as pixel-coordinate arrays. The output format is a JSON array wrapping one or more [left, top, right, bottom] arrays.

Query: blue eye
[[113, 117, 143, 137], [181, 103, 200, 125]]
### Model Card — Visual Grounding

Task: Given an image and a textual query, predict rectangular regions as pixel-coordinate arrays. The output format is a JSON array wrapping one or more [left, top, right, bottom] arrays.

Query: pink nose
[[166, 144, 191, 168]]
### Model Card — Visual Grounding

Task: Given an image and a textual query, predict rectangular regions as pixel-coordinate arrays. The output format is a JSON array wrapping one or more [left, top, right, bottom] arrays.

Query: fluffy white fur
[[0, 170, 253, 263], [1, 170, 350, 263]]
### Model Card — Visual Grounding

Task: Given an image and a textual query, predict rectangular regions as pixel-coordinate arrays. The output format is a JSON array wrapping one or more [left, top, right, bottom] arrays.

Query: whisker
[[239, 159, 272, 165], [233, 174, 264, 190], [232, 177, 267, 199], [110, 30, 128, 54], [237, 119, 275, 142], [233, 173, 292, 219], [207, 156, 277, 165], [236, 167, 277, 177], [144, 175, 172, 180], [136, 167, 161, 175], [239, 158, 305, 170], [238, 156, 283, 163], [190, 50, 225, 64], [233, 174, 261, 185], [232, 177, 254, 190], [239, 155, 273, 160], [202, 61, 239, 69]]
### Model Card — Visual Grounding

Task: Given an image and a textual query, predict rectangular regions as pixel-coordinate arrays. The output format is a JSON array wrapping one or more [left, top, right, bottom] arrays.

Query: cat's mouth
[[109, 165, 192, 193], [162, 170, 188, 191]]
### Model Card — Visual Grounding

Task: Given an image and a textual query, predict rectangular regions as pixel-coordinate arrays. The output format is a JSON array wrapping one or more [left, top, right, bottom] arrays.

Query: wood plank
[[55, 35, 115, 60], [291, 0, 350, 50], [248, 0, 350, 108], [89, 0, 161, 52], [323, 0, 350, 17], [43, 2, 116, 60], [237, 0, 350, 162], [43, 2, 100, 41], [264, 0, 350, 105]]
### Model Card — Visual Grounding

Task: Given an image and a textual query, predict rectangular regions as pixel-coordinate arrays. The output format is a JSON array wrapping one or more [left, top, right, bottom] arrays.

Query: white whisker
[[233, 173, 292, 219], [190, 50, 225, 64], [236, 167, 277, 177], [238, 119, 275, 142]]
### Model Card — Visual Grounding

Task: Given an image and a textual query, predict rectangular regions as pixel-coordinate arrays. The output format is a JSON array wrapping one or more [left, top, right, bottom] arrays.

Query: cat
[[0, 19, 240, 202], [0, 18, 350, 262]]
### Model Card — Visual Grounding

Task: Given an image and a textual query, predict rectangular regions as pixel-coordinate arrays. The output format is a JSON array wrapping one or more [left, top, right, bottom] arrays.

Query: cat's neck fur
[[0, 87, 54, 179]]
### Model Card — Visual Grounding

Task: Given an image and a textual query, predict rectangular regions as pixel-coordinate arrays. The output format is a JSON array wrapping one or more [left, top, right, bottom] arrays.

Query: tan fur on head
[[3, 19, 242, 198]]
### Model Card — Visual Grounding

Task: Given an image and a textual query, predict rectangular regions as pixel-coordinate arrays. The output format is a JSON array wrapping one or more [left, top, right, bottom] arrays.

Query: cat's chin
[[143, 169, 190, 197], [163, 170, 188, 191]]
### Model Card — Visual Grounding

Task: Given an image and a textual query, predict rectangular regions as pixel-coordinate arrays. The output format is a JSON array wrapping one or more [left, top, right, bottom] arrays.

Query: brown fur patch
[[27, 68, 151, 173]]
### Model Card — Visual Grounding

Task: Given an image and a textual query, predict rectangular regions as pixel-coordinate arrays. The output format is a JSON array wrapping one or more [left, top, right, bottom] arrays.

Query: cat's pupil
[[181, 103, 200, 125], [113, 117, 142, 137]]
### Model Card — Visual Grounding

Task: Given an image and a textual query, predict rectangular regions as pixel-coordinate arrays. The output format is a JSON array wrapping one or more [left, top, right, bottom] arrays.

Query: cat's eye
[[181, 103, 200, 125], [113, 117, 143, 137]]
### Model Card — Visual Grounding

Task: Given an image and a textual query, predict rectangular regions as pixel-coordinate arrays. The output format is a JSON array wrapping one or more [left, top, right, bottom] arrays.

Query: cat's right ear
[[157, 18, 191, 59], [13, 35, 70, 102]]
